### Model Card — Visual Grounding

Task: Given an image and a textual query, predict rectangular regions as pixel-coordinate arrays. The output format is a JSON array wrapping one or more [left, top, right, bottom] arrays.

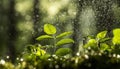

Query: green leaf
[[36, 49, 46, 56], [96, 31, 107, 39], [34, 46, 46, 56], [56, 38, 74, 46], [112, 37, 120, 45], [99, 38, 111, 43], [87, 39, 97, 45], [56, 31, 72, 38], [84, 39, 97, 49], [113, 28, 120, 37], [44, 24, 56, 35], [23, 53, 34, 60], [36, 35, 53, 41], [87, 35, 95, 39], [100, 43, 110, 51], [40, 54, 50, 60], [55, 48, 72, 56], [112, 29, 120, 45]]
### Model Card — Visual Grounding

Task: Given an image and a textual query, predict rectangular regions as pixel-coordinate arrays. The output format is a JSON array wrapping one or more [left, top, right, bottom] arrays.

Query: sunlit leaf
[[56, 39, 74, 46], [112, 28, 120, 45], [44, 24, 56, 35], [36, 49, 46, 56], [96, 31, 107, 39], [113, 28, 120, 37], [55, 48, 72, 56], [88, 39, 97, 45], [84, 39, 97, 49], [100, 43, 110, 51], [36, 35, 53, 41], [56, 31, 72, 38], [112, 37, 120, 45]]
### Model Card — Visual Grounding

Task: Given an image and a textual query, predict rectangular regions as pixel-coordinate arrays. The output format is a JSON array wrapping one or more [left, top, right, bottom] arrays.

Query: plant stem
[[53, 35, 56, 53]]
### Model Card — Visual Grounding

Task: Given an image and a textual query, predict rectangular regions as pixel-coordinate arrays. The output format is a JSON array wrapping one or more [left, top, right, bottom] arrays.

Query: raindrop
[[6, 56, 10, 59], [113, 54, 116, 57], [55, 65, 59, 69], [0, 59, 5, 65], [84, 54, 89, 59], [64, 56, 67, 58], [36, 15, 39, 18], [76, 52, 80, 56], [98, 53, 102, 56], [48, 59, 51, 61], [16, 57, 19, 60], [20, 58, 24, 61], [117, 54, 120, 58], [88, 47, 91, 50], [52, 54, 56, 57]]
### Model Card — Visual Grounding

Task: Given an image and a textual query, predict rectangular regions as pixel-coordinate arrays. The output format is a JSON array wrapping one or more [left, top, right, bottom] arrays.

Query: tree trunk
[[72, 0, 83, 55], [7, 0, 17, 62], [32, 0, 40, 43]]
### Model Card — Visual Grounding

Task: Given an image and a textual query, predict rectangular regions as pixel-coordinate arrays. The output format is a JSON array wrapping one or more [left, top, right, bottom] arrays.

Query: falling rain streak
[[80, 6, 96, 36]]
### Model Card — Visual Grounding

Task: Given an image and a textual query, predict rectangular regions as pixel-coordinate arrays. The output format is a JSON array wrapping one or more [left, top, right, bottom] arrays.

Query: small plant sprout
[[36, 23, 74, 56]]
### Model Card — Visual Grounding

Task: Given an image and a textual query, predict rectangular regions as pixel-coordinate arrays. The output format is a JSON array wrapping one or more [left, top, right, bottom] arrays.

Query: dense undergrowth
[[1, 24, 120, 69]]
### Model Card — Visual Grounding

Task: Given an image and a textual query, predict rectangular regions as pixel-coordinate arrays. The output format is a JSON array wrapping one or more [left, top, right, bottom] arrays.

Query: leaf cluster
[[84, 28, 120, 54]]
